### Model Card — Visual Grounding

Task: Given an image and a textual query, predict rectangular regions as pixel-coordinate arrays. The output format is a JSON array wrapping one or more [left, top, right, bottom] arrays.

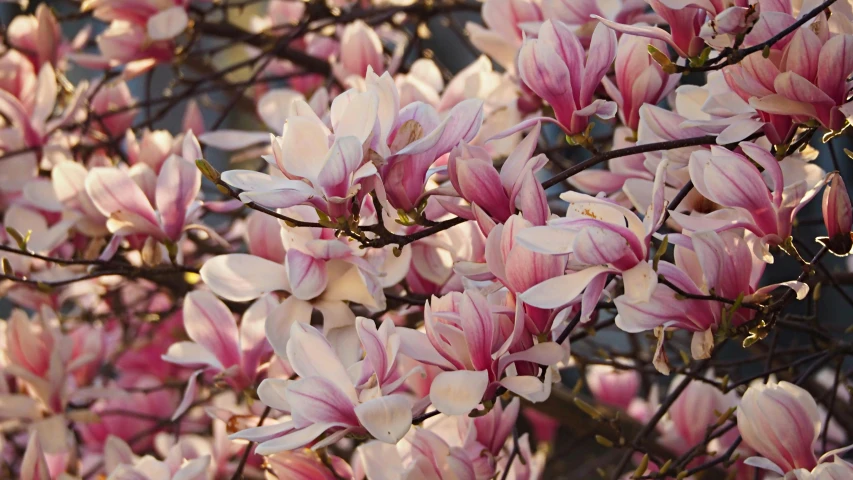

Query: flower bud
[[736, 381, 820, 473], [820, 172, 853, 256], [585, 363, 640, 410]]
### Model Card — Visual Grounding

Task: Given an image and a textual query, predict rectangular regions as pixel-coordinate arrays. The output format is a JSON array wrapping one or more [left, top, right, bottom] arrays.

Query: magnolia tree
[[2, 0, 853, 478]]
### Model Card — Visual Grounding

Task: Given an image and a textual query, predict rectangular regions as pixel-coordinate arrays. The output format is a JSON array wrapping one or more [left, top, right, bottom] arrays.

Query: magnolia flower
[[517, 20, 617, 135], [602, 34, 680, 131], [0, 63, 87, 153], [356, 398, 526, 480], [231, 320, 414, 455], [333, 20, 385, 82], [673, 142, 827, 262], [7, 4, 87, 70], [738, 381, 853, 477], [585, 363, 641, 410], [90, 80, 137, 139], [445, 125, 549, 226], [517, 160, 670, 319], [615, 230, 807, 371], [723, 29, 853, 141], [466, 0, 544, 72], [85, 133, 203, 246], [456, 214, 569, 336], [820, 172, 853, 256], [668, 372, 737, 446], [594, 0, 705, 58], [397, 290, 563, 415], [162, 292, 276, 415], [267, 449, 353, 480]]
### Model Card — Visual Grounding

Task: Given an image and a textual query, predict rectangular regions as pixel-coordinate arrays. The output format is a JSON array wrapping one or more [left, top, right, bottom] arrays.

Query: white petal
[[354, 395, 413, 444], [199, 254, 289, 302], [429, 370, 488, 415]]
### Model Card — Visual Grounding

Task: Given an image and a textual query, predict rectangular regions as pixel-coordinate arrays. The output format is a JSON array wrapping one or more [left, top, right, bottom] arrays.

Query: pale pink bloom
[[267, 449, 353, 480], [20, 432, 51, 480], [6, 4, 88, 70], [0, 50, 36, 111], [95, 20, 176, 71], [736, 381, 846, 475], [231, 320, 414, 455], [615, 230, 807, 370], [355, 398, 522, 480], [90, 80, 138, 140], [445, 125, 549, 226], [333, 20, 385, 82], [163, 291, 276, 395], [652, 0, 760, 49], [85, 133, 202, 244], [0, 63, 87, 152], [398, 291, 563, 414], [466, 0, 544, 72], [820, 172, 853, 256], [125, 129, 180, 173], [2, 307, 82, 412], [517, 20, 617, 135], [674, 142, 827, 262], [585, 363, 641, 410], [603, 35, 680, 131], [516, 160, 670, 317], [723, 28, 853, 139], [668, 372, 737, 446], [595, 0, 706, 58], [200, 205, 399, 350], [106, 439, 211, 480], [543, 0, 648, 38], [462, 214, 568, 335]]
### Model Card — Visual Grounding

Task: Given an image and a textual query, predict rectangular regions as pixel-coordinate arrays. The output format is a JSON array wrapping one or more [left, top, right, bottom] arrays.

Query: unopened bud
[[819, 172, 853, 256]]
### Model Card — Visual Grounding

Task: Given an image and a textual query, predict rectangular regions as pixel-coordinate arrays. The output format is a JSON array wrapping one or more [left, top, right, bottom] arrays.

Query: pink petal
[[155, 155, 200, 241], [285, 249, 328, 300], [85, 167, 161, 234], [171, 369, 203, 421], [183, 291, 241, 370], [286, 323, 358, 402], [287, 376, 358, 425]]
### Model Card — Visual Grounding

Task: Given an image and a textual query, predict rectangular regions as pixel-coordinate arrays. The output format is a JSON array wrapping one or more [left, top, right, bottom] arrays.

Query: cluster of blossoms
[[1, 0, 853, 478]]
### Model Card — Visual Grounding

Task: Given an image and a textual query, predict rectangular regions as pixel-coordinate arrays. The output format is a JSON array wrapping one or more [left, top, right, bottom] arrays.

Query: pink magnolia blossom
[[163, 291, 276, 395], [668, 372, 737, 446], [614, 230, 807, 371], [602, 35, 680, 131], [455, 214, 568, 336], [820, 172, 853, 255], [0, 64, 87, 152], [90, 80, 138, 140], [355, 398, 526, 480], [231, 320, 414, 454], [466, 0, 544, 72], [445, 125, 549, 226], [85, 133, 202, 245], [7, 4, 88, 70], [737, 381, 853, 476], [594, 0, 705, 58], [397, 291, 563, 414], [674, 142, 827, 262], [516, 160, 670, 318], [333, 20, 386, 82], [543, 0, 648, 39], [517, 20, 617, 135], [267, 448, 353, 480], [585, 363, 641, 410], [723, 28, 853, 140]]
